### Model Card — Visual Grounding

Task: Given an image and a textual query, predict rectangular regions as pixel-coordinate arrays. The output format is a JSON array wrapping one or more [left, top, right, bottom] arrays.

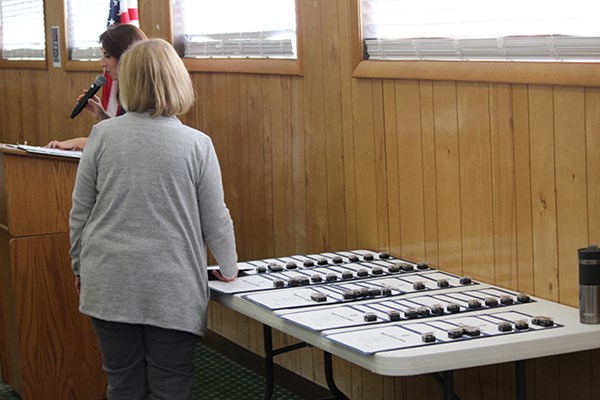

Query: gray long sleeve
[[70, 112, 237, 335]]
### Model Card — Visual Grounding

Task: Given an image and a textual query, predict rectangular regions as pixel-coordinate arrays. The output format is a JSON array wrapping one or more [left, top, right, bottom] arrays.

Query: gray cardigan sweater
[[70, 112, 237, 335]]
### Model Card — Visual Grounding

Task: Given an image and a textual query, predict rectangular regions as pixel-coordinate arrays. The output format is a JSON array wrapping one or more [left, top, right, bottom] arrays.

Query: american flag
[[102, 0, 139, 117]]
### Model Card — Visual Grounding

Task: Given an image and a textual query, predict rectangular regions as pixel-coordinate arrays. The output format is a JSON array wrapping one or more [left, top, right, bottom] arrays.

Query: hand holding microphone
[[70, 74, 107, 119]]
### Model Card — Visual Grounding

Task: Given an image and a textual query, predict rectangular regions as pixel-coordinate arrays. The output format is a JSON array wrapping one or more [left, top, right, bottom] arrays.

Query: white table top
[[209, 253, 600, 376]]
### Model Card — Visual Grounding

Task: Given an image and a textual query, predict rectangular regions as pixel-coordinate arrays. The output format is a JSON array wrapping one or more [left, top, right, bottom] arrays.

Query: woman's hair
[[100, 24, 148, 60], [118, 39, 195, 117]]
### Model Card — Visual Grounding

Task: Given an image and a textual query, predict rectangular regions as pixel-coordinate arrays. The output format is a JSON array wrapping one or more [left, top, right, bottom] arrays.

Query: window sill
[[352, 59, 600, 87], [61, 58, 303, 76], [183, 58, 302, 76], [64, 60, 102, 72], [0, 60, 47, 70]]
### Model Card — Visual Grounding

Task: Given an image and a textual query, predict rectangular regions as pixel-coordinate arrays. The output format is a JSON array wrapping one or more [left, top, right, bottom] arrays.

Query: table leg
[[516, 360, 526, 400], [431, 371, 460, 400], [263, 324, 275, 400], [323, 351, 350, 400], [262, 325, 310, 400]]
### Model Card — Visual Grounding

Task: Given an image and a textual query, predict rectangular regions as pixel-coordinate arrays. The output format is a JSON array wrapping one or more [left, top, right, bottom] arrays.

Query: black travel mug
[[579, 245, 600, 324]]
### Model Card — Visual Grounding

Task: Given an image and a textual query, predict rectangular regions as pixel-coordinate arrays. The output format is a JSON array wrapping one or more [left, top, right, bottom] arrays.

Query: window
[[0, 0, 46, 61], [363, 0, 600, 62], [353, 0, 600, 86], [173, 0, 301, 75], [66, 0, 108, 61], [64, 0, 140, 71]]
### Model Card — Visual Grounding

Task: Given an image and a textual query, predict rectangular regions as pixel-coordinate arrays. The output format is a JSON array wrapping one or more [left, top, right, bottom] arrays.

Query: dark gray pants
[[91, 318, 199, 400]]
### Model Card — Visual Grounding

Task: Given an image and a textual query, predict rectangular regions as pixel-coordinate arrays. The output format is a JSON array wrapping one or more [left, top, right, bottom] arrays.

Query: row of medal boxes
[[249, 252, 424, 273], [356, 292, 533, 322], [310, 288, 531, 310], [289, 291, 538, 329], [271, 272, 470, 291], [406, 315, 555, 344]]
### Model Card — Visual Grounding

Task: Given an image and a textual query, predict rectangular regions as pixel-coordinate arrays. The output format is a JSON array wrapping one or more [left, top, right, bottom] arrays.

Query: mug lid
[[579, 245, 600, 262]]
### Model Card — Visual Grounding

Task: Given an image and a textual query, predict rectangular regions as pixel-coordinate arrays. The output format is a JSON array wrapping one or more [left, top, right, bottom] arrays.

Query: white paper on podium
[[17, 144, 82, 159]]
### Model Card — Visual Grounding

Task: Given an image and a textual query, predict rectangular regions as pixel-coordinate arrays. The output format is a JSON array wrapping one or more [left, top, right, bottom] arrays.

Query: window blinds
[[67, 0, 108, 60], [0, 0, 45, 60], [175, 0, 297, 59], [362, 0, 600, 62]]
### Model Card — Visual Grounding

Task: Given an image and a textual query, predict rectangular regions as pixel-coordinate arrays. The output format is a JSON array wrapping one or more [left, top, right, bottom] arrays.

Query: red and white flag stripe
[[103, 0, 139, 117]]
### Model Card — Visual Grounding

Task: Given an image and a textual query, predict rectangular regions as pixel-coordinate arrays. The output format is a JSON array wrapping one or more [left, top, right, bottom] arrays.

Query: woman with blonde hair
[[70, 38, 238, 399]]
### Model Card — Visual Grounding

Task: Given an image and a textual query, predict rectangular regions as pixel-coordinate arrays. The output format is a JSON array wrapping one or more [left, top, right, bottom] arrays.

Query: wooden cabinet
[[0, 146, 106, 400]]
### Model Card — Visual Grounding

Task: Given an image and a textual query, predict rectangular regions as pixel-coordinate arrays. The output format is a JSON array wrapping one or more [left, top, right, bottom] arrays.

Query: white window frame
[[0, 0, 47, 69], [65, 0, 108, 62], [172, 0, 303, 75], [61, 0, 141, 72], [352, 0, 600, 86]]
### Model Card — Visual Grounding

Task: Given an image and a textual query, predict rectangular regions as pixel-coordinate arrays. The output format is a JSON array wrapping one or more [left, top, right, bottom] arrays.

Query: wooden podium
[[0, 146, 106, 399]]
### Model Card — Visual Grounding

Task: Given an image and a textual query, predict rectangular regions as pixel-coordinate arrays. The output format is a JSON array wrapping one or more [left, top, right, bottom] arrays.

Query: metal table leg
[[431, 370, 460, 400], [323, 351, 350, 400], [516, 360, 526, 400], [263, 324, 275, 400], [262, 325, 309, 400]]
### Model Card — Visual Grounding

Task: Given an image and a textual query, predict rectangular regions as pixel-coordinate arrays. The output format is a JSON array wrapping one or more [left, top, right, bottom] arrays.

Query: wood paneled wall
[[1, 0, 599, 398]]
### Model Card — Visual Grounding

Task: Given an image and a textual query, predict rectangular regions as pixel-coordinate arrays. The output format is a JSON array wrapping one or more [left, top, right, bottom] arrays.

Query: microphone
[[70, 74, 107, 119]]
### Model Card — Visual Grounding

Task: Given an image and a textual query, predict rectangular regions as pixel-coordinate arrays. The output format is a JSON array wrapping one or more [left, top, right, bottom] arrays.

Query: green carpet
[[0, 382, 18, 400], [0, 341, 303, 400]]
